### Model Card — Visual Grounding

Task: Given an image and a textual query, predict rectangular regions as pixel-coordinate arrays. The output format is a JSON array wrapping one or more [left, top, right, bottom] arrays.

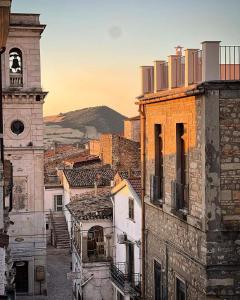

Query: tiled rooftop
[[66, 189, 112, 221], [63, 165, 114, 188], [128, 177, 141, 198]]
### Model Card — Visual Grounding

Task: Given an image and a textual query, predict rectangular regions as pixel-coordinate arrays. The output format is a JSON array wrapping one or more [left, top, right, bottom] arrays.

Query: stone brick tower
[[2, 13, 47, 295]]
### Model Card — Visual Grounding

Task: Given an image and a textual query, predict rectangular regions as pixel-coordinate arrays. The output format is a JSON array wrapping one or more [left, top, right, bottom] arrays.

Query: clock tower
[[2, 13, 47, 295]]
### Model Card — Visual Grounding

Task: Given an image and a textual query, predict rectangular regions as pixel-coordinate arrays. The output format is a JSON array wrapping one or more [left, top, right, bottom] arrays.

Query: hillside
[[44, 106, 127, 147]]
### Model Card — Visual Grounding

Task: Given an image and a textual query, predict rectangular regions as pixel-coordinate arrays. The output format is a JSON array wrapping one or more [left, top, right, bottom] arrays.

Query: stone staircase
[[51, 212, 70, 249]]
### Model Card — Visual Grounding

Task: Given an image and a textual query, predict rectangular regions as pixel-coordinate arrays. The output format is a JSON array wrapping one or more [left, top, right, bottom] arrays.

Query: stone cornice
[[3, 90, 48, 103]]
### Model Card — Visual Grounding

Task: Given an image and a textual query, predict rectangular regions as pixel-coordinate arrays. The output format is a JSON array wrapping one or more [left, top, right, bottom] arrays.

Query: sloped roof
[[66, 189, 112, 221], [63, 165, 114, 188], [128, 177, 142, 198]]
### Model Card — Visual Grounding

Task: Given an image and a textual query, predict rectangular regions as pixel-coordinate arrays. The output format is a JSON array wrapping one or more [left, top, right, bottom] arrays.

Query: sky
[[12, 0, 240, 117]]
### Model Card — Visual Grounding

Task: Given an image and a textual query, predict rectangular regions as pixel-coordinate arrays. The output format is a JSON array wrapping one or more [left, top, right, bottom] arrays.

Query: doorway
[[54, 195, 63, 211], [126, 242, 134, 282], [14, 261, 28, 293]]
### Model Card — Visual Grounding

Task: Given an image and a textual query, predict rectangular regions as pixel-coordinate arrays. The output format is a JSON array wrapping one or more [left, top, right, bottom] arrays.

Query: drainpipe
[[110, 195, 115, 261], [140, 103, 146, 299]]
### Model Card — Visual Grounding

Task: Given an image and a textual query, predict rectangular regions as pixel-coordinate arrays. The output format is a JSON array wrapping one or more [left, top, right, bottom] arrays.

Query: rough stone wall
[[124, 118, 140, 142], [219, 96, 240, 227], [144, 96, 203, 220], [145, 206, 207, 300], [111, 135, 140, 171], [205, 84, 240, 298], [144, 95, 207, 299], [100, 134, 140, 171]]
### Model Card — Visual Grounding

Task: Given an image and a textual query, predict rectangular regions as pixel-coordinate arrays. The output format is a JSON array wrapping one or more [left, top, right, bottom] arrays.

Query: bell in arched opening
[[9, 48, 22, 74]]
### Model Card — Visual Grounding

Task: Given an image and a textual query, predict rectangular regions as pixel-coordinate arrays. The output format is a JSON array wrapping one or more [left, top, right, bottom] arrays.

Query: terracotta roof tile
[[66, 189, 112, 221], [128, 177, 141, 198], [63, 165, 114, 188]]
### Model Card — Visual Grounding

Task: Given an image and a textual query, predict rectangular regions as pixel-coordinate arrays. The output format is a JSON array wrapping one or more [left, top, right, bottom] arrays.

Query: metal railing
[[49, 209, 57, 247], [110, 262, 141, 296], [150, 175, 164, 205], [220, 46, 240, 80], [10, 73, 23, 87], [171, 181, 189, 213]]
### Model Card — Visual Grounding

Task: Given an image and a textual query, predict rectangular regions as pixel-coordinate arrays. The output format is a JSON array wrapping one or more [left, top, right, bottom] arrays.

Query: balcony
[[171, 181, 189, 219], [110, 262, 141, 297], [10, 73, 23, 88]]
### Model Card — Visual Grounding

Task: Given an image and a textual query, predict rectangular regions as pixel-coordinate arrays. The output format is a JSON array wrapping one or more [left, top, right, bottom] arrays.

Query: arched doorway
[[87, 226, 104, 259]]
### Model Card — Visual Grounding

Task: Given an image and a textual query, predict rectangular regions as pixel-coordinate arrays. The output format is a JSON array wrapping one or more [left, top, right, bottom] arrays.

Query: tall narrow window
[[154, 260, 162, 300], [151, 124, 163, 204], [54, 195, 63, 211], [176, 277, 186, 300], [129, 198, 134, 220], [9, 48, 23, 87], [176, 123, 188, 210]]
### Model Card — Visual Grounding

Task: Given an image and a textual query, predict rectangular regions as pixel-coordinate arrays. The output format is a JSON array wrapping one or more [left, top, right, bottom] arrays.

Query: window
[[175, 123, 188, 210], [129, 198, 134, 220], [54, 195, 63, 211], [150, 124, 164, 204], [9, 48, 23, 87], [176, 277, 186, 300], [154, 260, 162, 300]]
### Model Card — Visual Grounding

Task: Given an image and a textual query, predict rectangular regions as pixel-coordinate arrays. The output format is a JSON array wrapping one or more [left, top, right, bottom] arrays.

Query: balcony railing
[[171, 181, 189, 216], [220, 46, 240, 80], [10, 73, 23, 87], [150, 175, 164, 206], [110, 262, 141, 297]]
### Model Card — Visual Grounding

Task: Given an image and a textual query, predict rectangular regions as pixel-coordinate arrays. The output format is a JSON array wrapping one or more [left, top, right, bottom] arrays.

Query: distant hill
[[44, 106, 127, 147]]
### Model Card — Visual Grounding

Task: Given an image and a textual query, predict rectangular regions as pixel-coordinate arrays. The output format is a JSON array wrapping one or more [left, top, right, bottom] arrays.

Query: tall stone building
[[139, 42, 240, 299], [2, 13, 47, 295]]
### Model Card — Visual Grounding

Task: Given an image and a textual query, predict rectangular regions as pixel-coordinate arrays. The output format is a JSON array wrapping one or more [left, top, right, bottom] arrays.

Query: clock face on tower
[[5, 115, 30, 142], [11, 120, 25, 135]]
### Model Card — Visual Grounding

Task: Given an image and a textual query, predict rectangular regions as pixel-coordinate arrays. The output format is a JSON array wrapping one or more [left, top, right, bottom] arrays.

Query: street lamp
[[0, 0, 11, 163]]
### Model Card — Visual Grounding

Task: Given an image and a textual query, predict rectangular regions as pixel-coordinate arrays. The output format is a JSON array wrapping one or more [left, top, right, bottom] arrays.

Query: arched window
[[9, 48, 23, 87], [87, 226, 104, 258]]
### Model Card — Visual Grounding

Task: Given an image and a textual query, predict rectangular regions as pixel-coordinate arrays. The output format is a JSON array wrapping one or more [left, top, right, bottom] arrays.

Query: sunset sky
[[12, 0, 240, 117]]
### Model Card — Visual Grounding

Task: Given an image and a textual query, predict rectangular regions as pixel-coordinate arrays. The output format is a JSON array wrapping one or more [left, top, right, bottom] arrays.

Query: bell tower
[[2, 13, 47, 295]]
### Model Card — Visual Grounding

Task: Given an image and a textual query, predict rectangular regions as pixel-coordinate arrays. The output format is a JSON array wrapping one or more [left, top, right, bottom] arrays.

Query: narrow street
[[17, 247, 72, 300]]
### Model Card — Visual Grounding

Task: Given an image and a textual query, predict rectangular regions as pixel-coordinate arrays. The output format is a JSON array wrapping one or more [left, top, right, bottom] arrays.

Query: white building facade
[[111, 178, 142, 300], [67, 190, 114, 300], [2, 13, 47, 295]]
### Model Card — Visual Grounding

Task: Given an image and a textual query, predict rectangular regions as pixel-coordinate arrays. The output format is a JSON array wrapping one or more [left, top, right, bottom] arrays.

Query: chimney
[[154, 60, 168, 92], [185, 49, 200, 86], [141, 66, 154, 94], [202, 41, 221, 81], [168, 48, 185, 89]]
